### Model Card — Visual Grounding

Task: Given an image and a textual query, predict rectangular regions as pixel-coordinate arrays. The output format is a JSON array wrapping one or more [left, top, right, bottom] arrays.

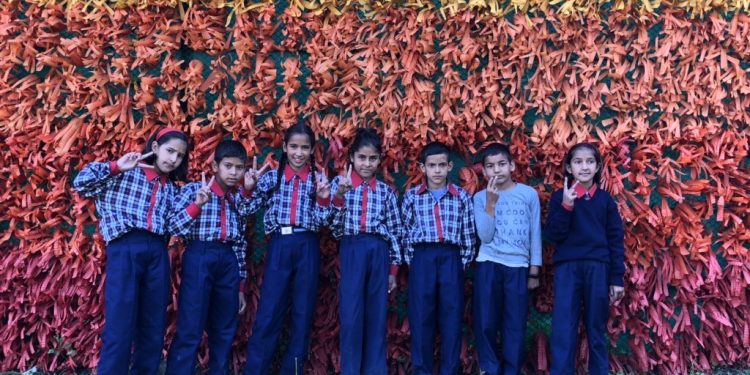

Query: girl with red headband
[[73, 127, 190, 375]]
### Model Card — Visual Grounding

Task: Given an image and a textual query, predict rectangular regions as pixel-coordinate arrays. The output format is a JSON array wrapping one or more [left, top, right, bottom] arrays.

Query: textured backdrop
[[1, 0, 749, 373]]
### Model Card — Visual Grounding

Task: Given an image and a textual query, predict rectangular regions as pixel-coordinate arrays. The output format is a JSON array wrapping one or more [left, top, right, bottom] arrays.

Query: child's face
[[565, 147, 599, 187], [350, 145, 380, 180], [212, 157, 246, 188], [482, 153, 515, 188], [283, 134, 312, 171], [151, 138, 187, 175], [420, 153, 453, 188]]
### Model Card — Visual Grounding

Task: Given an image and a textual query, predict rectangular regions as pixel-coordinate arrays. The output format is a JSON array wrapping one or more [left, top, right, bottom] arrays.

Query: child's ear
[[282, 142, 288, 154], [565, 163, 572, 175], [510, 161, 516, 172], [211, 160, 219, 174], [447, 161, 454, 172], [151, 141, 160, 154], [419, 163, 426, 174]]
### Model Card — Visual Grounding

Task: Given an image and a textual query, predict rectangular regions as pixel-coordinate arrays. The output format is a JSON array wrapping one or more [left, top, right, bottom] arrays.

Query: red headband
[[156, 127, 183, 141]]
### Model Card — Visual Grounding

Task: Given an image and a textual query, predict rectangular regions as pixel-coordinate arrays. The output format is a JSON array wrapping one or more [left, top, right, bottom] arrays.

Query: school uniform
[[328, 170, 403, 375], [243, 164, 330, 375], [165, 180, 255, 374], [473, 183, 542, 375], [73, 162, 177, 375], [401, 182, 476, 375], [544, 184, 624, 375]]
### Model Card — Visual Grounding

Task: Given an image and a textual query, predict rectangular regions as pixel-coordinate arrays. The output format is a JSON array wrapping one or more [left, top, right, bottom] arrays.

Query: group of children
[[73, 123, 625, 375]]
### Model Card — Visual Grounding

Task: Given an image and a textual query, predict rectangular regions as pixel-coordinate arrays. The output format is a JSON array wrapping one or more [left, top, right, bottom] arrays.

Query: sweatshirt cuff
[[562, 202, 574, 211], [239, 279, 246, 293], [332, 195, 345, 208], [609, 274, 624, 287], [186, 203, 201, 218], [389, 264, 399, 276], [109, 161, 121, 175], [317, 196, 331, 206]]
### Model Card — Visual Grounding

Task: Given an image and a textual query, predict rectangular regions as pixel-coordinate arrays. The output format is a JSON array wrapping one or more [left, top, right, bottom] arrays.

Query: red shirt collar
[[351, 169, 377, 191], [284, 164, 310, 182], [416, 181, 459, 196], [575, 183, 597, 198], [210, 179, 236, 199], [142, 166, 167, 184]]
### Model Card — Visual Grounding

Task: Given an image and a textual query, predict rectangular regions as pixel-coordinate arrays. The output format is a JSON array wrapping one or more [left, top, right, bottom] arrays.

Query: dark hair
[[142, 129, 189, 182], [214, 139, 248, 164], [563, 142, 603, 185], [419, 141, 451, 164], [273, 122, 317, 197], [480, 143, 512, 165], [349, 128, 382, 160]]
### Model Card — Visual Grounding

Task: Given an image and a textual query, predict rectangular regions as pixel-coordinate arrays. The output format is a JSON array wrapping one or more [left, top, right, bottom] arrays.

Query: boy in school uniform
[[401, 141, 477, 375], [166, 140, 264, 374], [472, 143, 542, 375]]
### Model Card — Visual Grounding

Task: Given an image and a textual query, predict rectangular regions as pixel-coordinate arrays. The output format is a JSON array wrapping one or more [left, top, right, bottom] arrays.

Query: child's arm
[[473, 191, 496, 244], [384, 188, 404, 270], [167, 183, 204, 237], [460, 192, 478, 267], [328, 176, 346, 238], [606, 196, 625, 287], [233, 237, 249, 292], [529, 191, 543, 267], [543, 190, 573, 243], [72, 161, 121, 198], [400, 191, 415, 265]]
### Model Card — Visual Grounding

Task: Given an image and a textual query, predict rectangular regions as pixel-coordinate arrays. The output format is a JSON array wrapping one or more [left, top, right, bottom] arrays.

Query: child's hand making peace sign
[[116, 151, 154, 172], [562, 177, 579, 207], [244, 156, 270, 191], [195, 173, 214, 208], [334, 165, 354, 199]]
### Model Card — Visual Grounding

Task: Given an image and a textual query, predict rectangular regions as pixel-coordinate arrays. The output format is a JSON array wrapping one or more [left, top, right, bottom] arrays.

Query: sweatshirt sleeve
[[529, 188, 543, 267], [606, 195, 625, 286], [473, 190, 496, 244], [543, 190, 573, 244]]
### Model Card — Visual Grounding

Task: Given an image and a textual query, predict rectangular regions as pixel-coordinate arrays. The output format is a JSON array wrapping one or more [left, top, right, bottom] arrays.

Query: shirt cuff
[[562, 202, 574, 211], [239, 279, 246, 293], [186, 203, 201, 218], [109, 161, 121, 175], [389, 264, 399, 276], [317, 196, 331, 206], [332, 195, 345, 208], [240, 187, 253, 198]]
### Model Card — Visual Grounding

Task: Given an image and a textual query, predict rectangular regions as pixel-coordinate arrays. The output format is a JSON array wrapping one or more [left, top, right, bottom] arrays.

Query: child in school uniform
[[472, 143, 542, 375], [166, 139, 263, 374], [243, 122, 332, 375], [327, 128, 403, 375], [544, 142, 625, 375], [401, 141, 477, 375], [72, 127, 189, 375]]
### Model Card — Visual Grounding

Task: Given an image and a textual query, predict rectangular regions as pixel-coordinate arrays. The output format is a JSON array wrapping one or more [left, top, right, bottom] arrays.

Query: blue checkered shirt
[[246, 165, 330, 234], [73, 161, 177, 243], [168, 181, 255, 279], [329, 175, 403, 265], [401, 183, 477, 266]]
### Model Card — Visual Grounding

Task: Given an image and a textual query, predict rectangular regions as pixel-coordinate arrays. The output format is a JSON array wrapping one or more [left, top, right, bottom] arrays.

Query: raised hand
[[334, 164, 354, 199], [116, 151, 153, 172], [316, 171, 331, 200], [562, 177, 579, 207], [195, 172, 214, 207], [244, 156, 270, 191]]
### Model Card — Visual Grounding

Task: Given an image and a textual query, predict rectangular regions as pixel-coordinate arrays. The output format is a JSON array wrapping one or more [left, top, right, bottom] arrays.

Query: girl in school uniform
[[544, 142, 625, 375], [243, 122, 332, 375], [72, 127, 189, 375], [328, 128, 403, 375]]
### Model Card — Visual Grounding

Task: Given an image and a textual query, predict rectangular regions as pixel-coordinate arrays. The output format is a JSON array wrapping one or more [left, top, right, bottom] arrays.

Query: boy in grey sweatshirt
[[472, 143, 542, 375]]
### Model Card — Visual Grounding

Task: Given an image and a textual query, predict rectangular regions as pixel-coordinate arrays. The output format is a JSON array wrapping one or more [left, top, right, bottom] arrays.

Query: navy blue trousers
[[166, 241, 240, 375], [98, 230, 170, 375], [408, 243, 464, 375], [339, 234, 389, 375], [473, 262, 529, 375], [244, 231, 320, 375], [551, 261, 610, 375]]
